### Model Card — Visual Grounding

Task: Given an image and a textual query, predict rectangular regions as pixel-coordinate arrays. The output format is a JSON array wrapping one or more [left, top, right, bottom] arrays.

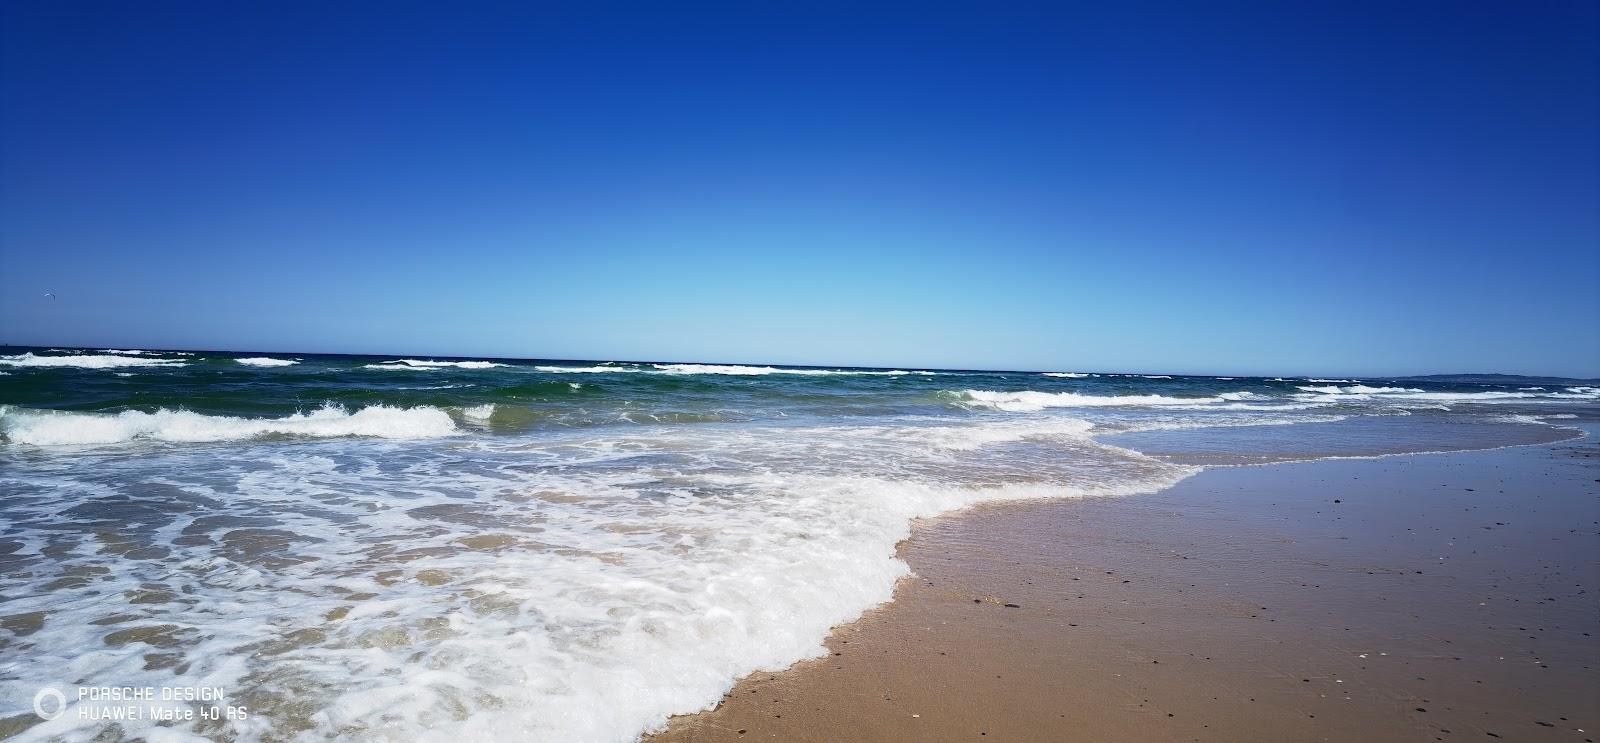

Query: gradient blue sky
[[2, 1, 1596, 376]]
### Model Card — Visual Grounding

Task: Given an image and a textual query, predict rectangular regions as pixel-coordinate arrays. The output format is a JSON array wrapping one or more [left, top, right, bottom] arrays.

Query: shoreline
[[650, 427, 1600, 741]]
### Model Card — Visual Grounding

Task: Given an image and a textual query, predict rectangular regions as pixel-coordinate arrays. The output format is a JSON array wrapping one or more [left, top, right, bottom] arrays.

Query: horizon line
[[4, 343, 1596, 382]]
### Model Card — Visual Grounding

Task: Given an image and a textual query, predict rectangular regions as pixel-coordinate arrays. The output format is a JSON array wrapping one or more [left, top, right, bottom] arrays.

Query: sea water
[[1, 349, 1594, 741]]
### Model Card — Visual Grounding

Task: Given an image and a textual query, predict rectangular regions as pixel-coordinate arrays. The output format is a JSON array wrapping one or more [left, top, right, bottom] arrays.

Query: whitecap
[[0, 352, 187, 369], [365, 359, 508, 370], [534, 364, 643, 373], [946, 389, 1228, 412], [0, 404, 457, 446], [652, 364, 923, 376], [1295, 385, 1424, 395]]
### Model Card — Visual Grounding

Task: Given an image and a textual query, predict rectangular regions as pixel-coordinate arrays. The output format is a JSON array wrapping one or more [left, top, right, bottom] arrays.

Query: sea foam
[[1294, 385, 1600, 403], [533, 364, 642, 373], [1296, 384, 1424, 395], [365, 359, 509, 370], [0, 352, 188, 369], [0, 404, 457, 445], [652, 364, 926, 376], [0, 415, 1194, 743], [948, 389, 1228, 412], [235, 357, 299, 367]]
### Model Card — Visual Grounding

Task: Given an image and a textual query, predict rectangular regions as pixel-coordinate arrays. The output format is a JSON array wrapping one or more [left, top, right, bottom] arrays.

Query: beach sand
[[651, 430, 1600, 742]]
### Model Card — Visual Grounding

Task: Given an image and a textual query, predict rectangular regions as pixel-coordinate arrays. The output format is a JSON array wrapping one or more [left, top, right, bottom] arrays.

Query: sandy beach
[[653, 427, 1600, 742]]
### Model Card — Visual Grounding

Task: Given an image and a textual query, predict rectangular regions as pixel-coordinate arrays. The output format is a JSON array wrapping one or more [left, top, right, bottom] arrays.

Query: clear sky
[[2, 1, 1596, 377]]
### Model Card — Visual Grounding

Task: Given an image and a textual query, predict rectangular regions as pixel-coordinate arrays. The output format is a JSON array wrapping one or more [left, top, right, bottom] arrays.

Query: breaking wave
[[1296, 385, 1600, 403], [0, 404, 457, 446], [946, 390, 1230, 412], [365, 359, 509, 370], [652, 364, 929, 376], [0, 352, 188, 369], [534, 364, 642, 373]]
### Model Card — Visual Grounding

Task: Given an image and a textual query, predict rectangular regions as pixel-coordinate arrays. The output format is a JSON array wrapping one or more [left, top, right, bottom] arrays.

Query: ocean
[[1, 348, 1595, 741]]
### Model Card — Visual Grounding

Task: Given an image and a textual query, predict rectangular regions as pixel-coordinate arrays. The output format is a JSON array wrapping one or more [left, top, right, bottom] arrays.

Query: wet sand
[[651, 430, 1600, 742]]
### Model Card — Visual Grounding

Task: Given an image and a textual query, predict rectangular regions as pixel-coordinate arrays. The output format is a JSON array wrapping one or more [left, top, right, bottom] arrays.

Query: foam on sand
[[0, 352, 188, 369], [0, 408, 1195, 742], [0, 404, 457, 445], [235, 357, 300, 367]]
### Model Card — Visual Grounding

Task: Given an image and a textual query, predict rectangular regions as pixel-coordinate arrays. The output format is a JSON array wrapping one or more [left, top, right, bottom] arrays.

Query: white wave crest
[[1296, 385, 1424, 395], [0, 405, 457, 446], [534, 364, 642, 373], [652, 364, 925, 376], [0, 353, 188, 369], [366, 359, 508, 370], [1043, 372, 1089, 378], [93, 349, 193, 357], [235, 357, 299, 367], [1294, 385, 1599, 404], [947, 389, 1227, 412], [461, 404, 496, 423]]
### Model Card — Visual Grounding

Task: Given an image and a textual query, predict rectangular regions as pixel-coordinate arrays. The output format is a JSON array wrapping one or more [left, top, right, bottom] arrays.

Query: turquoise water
[[1, 348, 1594, 741]]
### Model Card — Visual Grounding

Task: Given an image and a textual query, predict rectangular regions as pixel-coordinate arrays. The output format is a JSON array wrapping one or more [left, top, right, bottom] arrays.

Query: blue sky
[[2, 1, 1596, 376]]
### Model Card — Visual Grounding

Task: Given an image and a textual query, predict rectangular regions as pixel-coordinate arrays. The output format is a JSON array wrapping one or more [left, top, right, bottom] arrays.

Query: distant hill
[[1392, 373, 1600, 386]]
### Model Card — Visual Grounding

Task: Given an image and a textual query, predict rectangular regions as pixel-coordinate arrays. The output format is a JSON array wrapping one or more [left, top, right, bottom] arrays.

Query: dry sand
[[651, 430, 1599, 742]]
